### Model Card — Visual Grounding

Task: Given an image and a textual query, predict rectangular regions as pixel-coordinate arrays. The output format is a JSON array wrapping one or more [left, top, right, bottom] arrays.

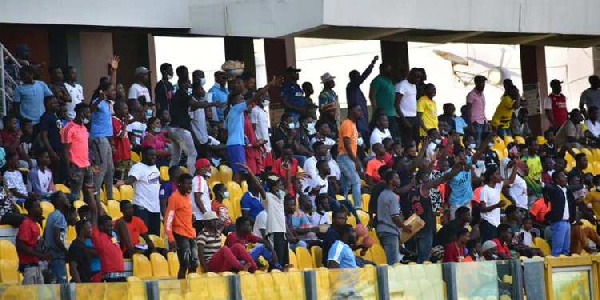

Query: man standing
[[338, 104, 364, 208], [319, 72, 340, 124], [376, 171, 411, 265], [64, 66, 85, 120], [192, 159, 212, 233], [43, 192, 70, 283], [396, 68, 423, 144], [39, 96, 65, 183], [467, 75, 488, 146], [89, 82, 115, 200], [416, 83, 438, 137], [118, 148, 161, 236], [62, 103, 93, 201], [128, 67, 152, 104], [207, 71, 230, 121], [17, 197, 49, 284], [580, 75, 600, 116], [155, 63, 174, 112], [281, 67, 307, 124], [347, 56, 378, 144], [545, 172, 576, 256], [544, 80, 568, 129], [165, 174, 197, 279], [48, 66, 71, 106], [369, 63, 397, 138], [491, 86, 521, 137], [555, 109, 585, 148], [13, 65, 53, 124]]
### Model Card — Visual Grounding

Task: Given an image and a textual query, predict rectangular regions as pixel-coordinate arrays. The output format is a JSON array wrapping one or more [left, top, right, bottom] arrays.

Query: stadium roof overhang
[[188, 0, 600, 47]]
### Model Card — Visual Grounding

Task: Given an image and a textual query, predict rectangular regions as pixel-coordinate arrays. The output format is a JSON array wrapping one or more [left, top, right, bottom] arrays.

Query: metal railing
[[0, 43, 21, 117]]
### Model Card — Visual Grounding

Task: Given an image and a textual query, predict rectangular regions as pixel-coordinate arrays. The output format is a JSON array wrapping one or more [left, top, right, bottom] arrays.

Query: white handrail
[[0, 43, 22, 116]]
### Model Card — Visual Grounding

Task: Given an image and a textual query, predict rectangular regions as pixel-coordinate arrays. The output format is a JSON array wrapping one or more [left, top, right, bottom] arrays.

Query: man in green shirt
[[369, 63, 398, 139]]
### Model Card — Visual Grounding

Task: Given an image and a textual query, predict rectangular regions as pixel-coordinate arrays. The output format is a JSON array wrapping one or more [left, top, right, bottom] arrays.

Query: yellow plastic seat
[[0, 259, 20, 284], [241, 180, 248, 193], [288, 249, 298, 268], [347, 215, 357, 227], [112, 186, 121, 201], [160, 166, 170, 182], [67, 225, 76, 244], [514, 136, 525, 145], [40, 201, 55, 219], [335, 194, 345, 201], [150, 253, 171, 278], [370, 244, 387, 265], [219, 165, 233, 183], [222, 198, 236, 220], [0, 240, 18, 263], [120, 185, 134, 201], [311, 246, 323, 268], [148, 234, 166, 249], [132, 254, 153, 279], [534, 237, 551, 256], [73, 200, 85, 209], [55, 184, 71, 194], [227, 181, 243, 220], [368, 229, 381, 246], [107, 200, 123, 219], [131, 152, 141, 163], [167, 252, 180, 278], [536, 135, 547, 145], [356, 210, 370, 225], [295, 247, 314, 269], [361, 194, 371, 211], [503, 136, 514, 145]]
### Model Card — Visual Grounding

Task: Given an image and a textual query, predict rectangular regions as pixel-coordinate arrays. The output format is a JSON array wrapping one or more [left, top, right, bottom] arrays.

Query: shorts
[[175, 233, 198, 271], [227, 144, 246, 173]]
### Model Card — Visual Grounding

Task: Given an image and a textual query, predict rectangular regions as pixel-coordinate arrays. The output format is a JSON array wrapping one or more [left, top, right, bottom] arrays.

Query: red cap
[[195, 159, 211, 170]]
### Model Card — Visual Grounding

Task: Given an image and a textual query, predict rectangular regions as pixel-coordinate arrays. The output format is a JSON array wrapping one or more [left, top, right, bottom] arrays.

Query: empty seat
[[288, 249, 298, 268], [370, 244, 387, 265], [107, 200, 123, 219], [73, 200, 85, 209], [149, 234, 166, 249], [534, 237, 551, 256], [295, 247, 314, 269], [160, 166, 170, 182], [55, 184, 71, 194], [356, 210, 370, 225], [0, 259, 19, 284], [131, 152, 141, 163], [40, 201, 54, 220], [219, 165, 233, 183], [0, 241, 18, 263], [311, 246, 324, 268], [132, 254, 153, 279], [167, 252, 180, 278], [150, 253, 171, 278], [120, 185, 134, 201]]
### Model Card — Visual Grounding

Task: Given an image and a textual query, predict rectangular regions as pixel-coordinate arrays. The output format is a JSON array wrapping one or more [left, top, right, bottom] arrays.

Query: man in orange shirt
[[338, 103, 363, 208], [365, 143, 386, 185], [114, 200, 154, 258], [165, 173, 197, 278]]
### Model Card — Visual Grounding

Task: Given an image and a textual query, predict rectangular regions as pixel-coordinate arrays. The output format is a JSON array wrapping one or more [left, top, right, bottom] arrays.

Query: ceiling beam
[[364, 28, 412, 40]]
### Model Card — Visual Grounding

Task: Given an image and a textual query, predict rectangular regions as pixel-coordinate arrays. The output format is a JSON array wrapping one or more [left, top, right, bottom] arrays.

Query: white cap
[[203, 211, 218, 221]]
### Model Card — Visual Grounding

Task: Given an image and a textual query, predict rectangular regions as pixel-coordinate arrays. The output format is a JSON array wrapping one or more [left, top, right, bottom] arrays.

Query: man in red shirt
[[492, 224, 513, 259], [544, 80, 568, 128], [225, 216, 279, 269], [112, 101, 132, 179], [85, 183, 125, 282], [272, 144, 299, 195], [114, 200, 154, 257], [17, 197, 49, 284]]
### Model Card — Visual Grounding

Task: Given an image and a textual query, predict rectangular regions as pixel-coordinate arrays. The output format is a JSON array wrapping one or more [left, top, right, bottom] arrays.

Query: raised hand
[[109, 55, 120, 70]]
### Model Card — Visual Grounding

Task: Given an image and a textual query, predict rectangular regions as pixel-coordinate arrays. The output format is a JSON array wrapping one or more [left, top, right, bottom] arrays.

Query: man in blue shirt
[[347, 56, 378, 144], [327, 224, 357, 268], [226, 77, 279, 182], [43, 192, 72, 283], [13, 65, 53, 124], [89, 81, 116, 200], [208, 71, 230, 121], [159, 166, 182, 215], [281, 67, 308, 123], [240, 189, 264, 220]]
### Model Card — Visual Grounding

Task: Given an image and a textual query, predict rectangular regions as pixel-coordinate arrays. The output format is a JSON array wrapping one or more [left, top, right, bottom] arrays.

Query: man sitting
[[225, 216, 280, 270], [327, 224, 357, 268], [114, 200, 155, 258]]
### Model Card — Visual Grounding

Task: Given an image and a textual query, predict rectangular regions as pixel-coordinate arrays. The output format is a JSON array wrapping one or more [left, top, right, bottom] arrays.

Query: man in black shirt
[[38, 95, 65, 183], [434, 206, 471, 247], [68, 220, 94, 282], [169, 80, 223, 174], [155, 63, 174, 112]]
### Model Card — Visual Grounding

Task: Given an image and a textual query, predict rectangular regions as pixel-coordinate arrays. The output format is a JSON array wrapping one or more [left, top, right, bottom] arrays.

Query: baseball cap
[[482, 240, 497, 252], [195, 158, 211, 170], [550, 79, 563, 86], [203, 211, 218, 221], [135, 66, 150, 76], [285, 66, 301, 73]]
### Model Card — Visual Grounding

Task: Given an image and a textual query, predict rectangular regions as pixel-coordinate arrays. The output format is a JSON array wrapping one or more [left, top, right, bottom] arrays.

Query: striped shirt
[[197, 230, 222, 262]]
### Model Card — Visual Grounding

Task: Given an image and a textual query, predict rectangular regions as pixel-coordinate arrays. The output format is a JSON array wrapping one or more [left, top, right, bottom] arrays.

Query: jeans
[[69, 165, 93, 202], [378, 232, 400, 265], [49, 259, 67, 283], [551, 220, 571, 256], [89, 137, 114, 200], [175, 234, 198, 277], [416, 230, 433, 263], [134, 205, 161, 236], [337, 154, 362, 208], [249, 244, 275, 265], [388, 116, 401, 141], [473, 122, 487, 146], [169, 128, 198, 175]]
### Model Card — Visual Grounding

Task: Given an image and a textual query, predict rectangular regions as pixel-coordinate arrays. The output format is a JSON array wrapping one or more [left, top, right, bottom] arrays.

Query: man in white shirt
[[304, 141, 341, 181], [120, 148, 161, 235], [370, 113, 392, 148], [251, 94, 272, 154], [395, 68, 423, 145], [253, 210, 268, 238], [585, 106, 600, 138], [192, 159, 213, 233], [63, 66, 84, 120], [128, 67, 152, 103]]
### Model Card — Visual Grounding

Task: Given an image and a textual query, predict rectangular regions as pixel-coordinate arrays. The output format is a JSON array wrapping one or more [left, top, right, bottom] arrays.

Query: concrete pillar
[[79, 31, 113, 100], [147, 33, 157, 101], [48, 27, 82, 77], [519, 45, 548, 136], [380, 41, 409, 71], [224, 37, 256, 76], [593, 46, 600, 76], [112, 31, 150, 96], [264, 37, 296, 125]]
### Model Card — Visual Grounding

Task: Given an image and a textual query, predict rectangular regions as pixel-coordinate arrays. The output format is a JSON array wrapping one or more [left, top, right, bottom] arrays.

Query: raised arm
[[236, 163, 266, 200]]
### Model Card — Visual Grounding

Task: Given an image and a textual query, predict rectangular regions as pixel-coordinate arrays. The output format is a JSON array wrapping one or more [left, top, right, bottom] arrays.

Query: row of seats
[[289, 243, 387, 270]]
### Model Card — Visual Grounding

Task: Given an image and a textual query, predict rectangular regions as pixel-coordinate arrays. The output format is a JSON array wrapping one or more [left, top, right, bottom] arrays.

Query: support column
[[112, 31, 150, 96], [224, 37, 256, 76], [79, 31, 114, 100], [147, 33, 157, 101], [48, 27, 82, 78], [519, 45, 548, 136], [380, 41, 409, 71], [264, 37, 296, 125], [592, 46, 600, 76]]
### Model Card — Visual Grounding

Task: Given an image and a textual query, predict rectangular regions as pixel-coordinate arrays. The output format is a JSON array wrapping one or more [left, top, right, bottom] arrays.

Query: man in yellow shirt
[[491, 86, 521, 136], [417, 83, 438, 136]]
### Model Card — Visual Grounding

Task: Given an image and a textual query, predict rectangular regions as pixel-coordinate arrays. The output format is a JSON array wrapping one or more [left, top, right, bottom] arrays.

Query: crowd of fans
[[5, 44, 600, 285]]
